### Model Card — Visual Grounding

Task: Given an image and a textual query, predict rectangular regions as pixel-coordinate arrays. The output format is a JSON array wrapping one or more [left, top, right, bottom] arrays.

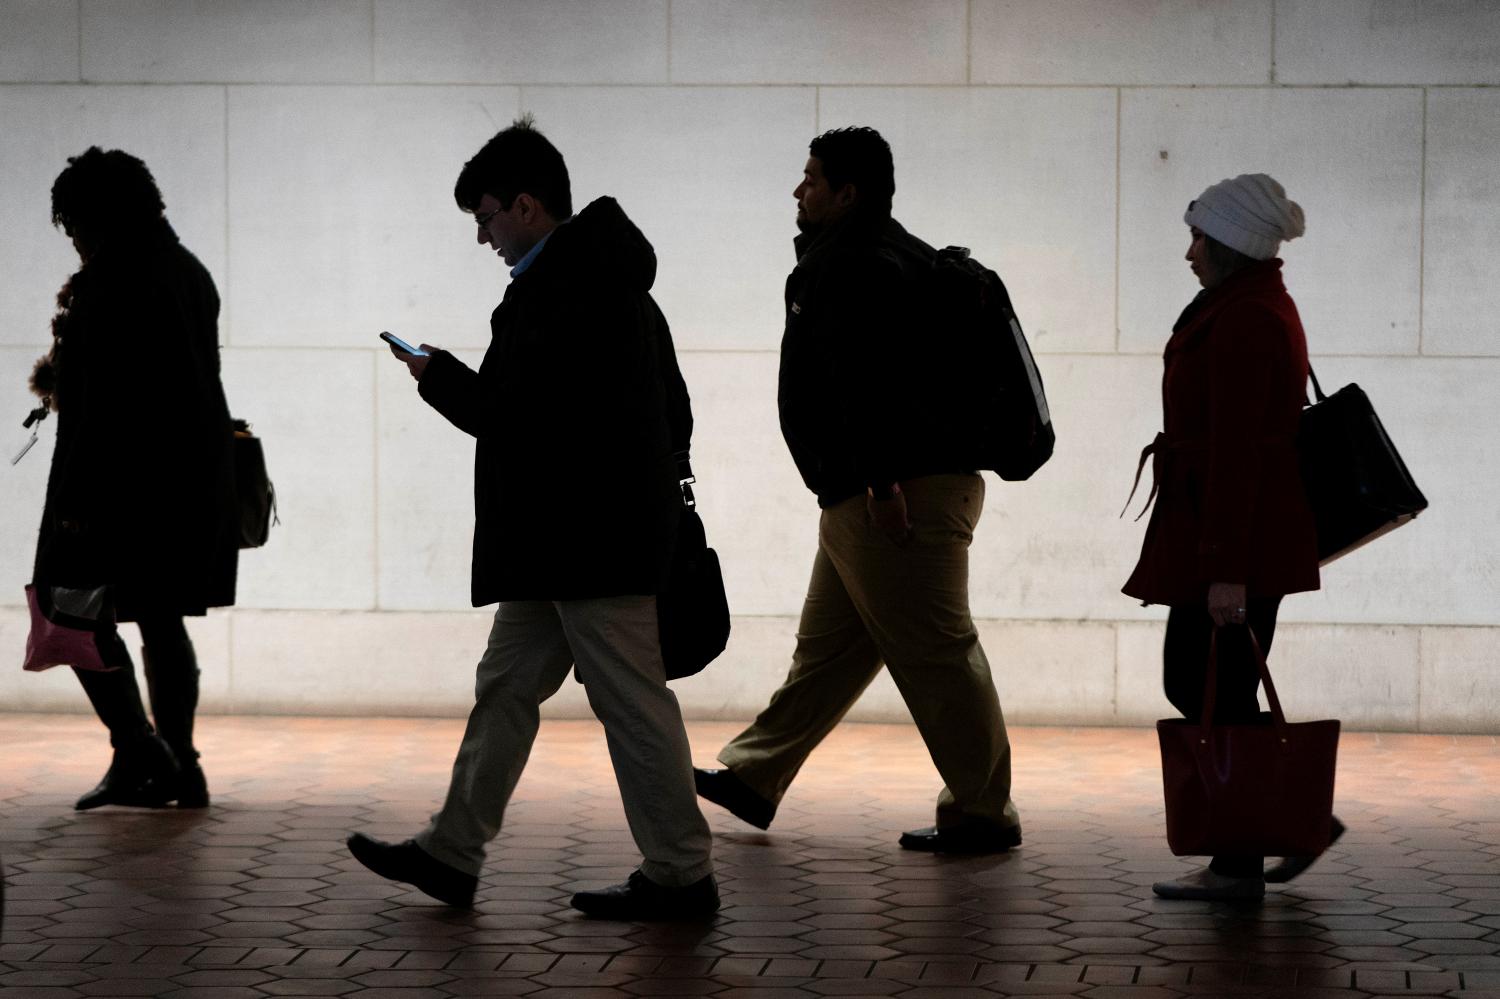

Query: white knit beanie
[[1183, 173, 1305, 260]]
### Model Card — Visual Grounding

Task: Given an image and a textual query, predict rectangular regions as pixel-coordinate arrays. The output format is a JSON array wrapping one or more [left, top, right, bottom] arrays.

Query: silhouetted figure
[[347, 117, 717, 920], [1122, 174, 1335, 900], [693, 127, 1022, 855], [30, 147, 238, 810]]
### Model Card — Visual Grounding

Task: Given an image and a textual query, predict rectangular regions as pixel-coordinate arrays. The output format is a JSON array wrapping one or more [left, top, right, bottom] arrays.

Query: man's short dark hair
[[455, 114, 572, 220], [51, 146, 166, 236], [808, 126, 895, 217]]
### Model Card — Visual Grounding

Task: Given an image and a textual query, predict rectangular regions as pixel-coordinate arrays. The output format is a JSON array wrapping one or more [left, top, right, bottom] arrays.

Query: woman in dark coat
[[1124, 173, 1332, 900], [30, 147, 238, 810]]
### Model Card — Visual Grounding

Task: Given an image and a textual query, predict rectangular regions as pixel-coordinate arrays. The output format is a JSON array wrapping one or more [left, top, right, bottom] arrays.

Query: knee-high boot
[[72, 635, 180, 810], [142, 638, 209, 808]]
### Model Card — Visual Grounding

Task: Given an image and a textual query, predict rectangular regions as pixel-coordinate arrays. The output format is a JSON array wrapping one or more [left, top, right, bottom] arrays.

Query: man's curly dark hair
[[50, 146, 166, 237]]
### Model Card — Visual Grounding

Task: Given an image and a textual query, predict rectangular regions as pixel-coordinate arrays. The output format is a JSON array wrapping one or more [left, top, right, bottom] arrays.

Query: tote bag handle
[[1198, 625, 1288, 745]]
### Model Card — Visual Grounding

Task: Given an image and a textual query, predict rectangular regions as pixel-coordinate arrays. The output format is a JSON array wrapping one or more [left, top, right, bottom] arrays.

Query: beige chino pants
[[719, 473, 1019, 831], [415, 595, 713, 887]]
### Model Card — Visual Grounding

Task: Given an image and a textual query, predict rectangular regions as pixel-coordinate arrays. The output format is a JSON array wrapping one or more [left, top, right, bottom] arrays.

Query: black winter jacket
[[418, 197, 691, 605], [32, 222, 239, 620], [778, 212, 973, 507]]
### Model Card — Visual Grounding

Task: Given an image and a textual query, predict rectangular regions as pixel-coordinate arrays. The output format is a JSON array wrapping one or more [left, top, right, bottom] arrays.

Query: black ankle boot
[[142, 637, 209, 808], [76, 732, 181, 811], [173, 753, 210, 809], [73, 658, 181, 810]]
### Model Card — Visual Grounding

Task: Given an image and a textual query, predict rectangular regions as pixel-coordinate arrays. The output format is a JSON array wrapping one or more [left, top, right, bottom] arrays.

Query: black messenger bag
[[656, 454, 730, 680]]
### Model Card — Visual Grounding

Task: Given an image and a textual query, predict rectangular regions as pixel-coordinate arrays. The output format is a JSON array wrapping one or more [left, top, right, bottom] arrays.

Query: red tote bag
[[1157, 628, 1340, 858]]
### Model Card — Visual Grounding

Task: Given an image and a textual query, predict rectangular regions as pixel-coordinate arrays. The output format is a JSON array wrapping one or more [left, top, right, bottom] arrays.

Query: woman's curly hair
[[35, 147, 164, 408], [50, 146, 165, 237]]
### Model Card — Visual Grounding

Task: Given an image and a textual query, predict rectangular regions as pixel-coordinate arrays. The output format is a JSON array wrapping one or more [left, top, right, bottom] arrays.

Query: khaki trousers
[[719, 473, 1019, 831], [415, 595, 713, 887]]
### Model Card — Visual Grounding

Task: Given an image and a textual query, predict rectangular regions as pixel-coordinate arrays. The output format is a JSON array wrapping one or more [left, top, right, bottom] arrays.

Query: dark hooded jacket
[[417, 197, 691, 604], [32, 221, 239, 620], [778, 211, 972, 508]]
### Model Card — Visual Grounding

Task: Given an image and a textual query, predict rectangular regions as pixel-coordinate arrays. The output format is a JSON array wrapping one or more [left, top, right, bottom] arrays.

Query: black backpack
[[926, 246, 1055, 481]]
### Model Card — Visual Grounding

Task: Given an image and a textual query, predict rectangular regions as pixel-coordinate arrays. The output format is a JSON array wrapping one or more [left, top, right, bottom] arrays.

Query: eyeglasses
[[474, 205, 503, 229]]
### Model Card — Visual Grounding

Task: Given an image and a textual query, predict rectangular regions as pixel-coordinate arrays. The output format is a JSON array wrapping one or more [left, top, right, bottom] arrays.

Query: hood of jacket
[[525, 196, 658, 292]]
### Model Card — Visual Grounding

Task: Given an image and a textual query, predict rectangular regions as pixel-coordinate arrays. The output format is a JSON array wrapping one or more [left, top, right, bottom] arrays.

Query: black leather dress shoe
[[1264, 816, 1346, 883], [570, 869, 719, 921], [693, 768, 776, 830], [899, 821, 1023, 855], [346, 833, 476, 907]]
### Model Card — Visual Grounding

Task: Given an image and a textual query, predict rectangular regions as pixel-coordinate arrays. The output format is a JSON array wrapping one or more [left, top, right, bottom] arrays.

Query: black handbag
[[657, 456, 730, 681], [232, 419, 278, 549], [1297, 367, 1427, 566]]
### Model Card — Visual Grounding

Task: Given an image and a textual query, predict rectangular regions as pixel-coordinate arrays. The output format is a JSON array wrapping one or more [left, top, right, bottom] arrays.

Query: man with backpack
[[693, 126, 1032, 854]]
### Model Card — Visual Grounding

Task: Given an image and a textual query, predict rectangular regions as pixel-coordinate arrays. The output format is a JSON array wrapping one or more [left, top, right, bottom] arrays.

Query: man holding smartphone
[[347, 116, 716, 920]]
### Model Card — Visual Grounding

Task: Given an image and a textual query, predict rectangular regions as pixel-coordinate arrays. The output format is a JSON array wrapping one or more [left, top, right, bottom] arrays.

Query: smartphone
[[380, 331, 428, 356]]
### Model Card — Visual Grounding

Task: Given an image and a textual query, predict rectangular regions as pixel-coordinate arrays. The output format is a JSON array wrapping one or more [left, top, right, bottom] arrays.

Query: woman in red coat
[[1124, 174, 1330, 900]]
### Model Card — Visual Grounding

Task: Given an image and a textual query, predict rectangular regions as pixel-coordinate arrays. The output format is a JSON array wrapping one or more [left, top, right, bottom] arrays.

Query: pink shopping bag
[[23, 584, 118, 672]]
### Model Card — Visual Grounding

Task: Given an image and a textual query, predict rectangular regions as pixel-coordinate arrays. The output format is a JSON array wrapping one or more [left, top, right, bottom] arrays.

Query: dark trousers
[[1163, 597, 1282, 879]]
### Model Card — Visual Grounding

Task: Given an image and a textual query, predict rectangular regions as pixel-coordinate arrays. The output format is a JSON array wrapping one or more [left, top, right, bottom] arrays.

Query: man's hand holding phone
[[380, 331, 435, 382]]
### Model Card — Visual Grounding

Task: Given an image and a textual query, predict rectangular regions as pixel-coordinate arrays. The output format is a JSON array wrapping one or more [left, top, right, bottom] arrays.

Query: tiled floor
[[1, 714, 1497, 998]]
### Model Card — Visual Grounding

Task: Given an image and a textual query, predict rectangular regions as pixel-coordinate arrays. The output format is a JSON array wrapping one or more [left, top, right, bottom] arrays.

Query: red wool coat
[[1123, 259, 1320, 606]]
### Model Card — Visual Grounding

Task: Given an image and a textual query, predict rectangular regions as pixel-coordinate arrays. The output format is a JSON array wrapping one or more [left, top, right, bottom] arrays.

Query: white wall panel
[[1114, 619, 1172, 725], [374, 0, 667, 84], [2, 0, 1496, 732], [0, 605, 84, 712], [1287, 358, 1500, 628], [670, 0, 965, 84], [1119, 621, 1433, 732], [376, 349, 483, 611], [970, 354, 1165, 621], [971, 0, 1272, 85], [818, 87, 1118, 354], [669, 615, 800, 722], [1119, 88, 1422, 356], [226, 86, 519, 349], [0, 0, 77, 82], [986, 621, 1118, 725], [0, 348, 54, 607], [1419, 627, 1500, 733], [81, 0, 372, 83], [677, 352, 811, 618], [521, 86, 815, 351], [221, 348, 376, 610], [1267, 625, 1421, 731], [0, 609, 1462, 730], [227, 609, 491, 714], [1277, 0, 1500, 85], [0, 86, 226, 346], [1423, 89, 1500, 357]]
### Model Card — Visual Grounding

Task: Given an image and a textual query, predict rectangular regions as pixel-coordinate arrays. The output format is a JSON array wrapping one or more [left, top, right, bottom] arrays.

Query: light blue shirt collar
[[509, 225, 558, 278]]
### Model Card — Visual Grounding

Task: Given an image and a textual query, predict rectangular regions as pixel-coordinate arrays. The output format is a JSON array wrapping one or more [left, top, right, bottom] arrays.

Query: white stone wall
[[2, 1, 1496, 732]]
